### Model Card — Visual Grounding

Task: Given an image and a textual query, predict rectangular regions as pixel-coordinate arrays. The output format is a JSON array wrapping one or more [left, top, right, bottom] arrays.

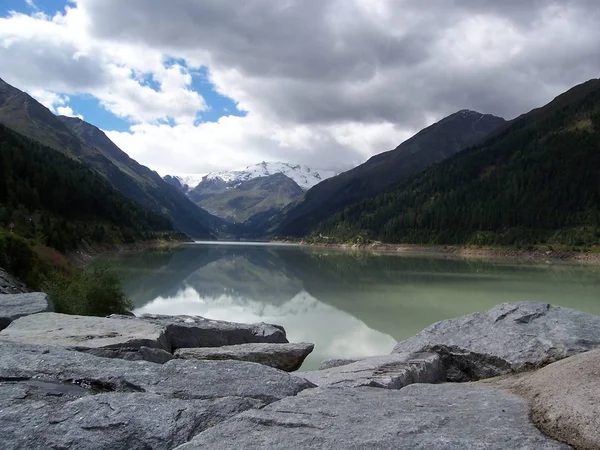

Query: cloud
[[3, 0, 600, 174]]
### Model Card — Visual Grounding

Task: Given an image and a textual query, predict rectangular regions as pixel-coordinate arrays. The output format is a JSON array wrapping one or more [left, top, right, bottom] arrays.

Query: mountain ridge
[[272, 109, 507, 238], [314, 78, 600, 246], [0, 77, 220, 239]]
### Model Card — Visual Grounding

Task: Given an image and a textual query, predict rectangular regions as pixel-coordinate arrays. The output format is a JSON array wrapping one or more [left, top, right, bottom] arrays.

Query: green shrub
[[46, 262, 133, 317]]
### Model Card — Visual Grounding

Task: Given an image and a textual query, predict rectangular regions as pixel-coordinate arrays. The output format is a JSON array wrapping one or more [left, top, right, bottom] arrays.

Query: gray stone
[[0, 312, 170, 351], [175, 342, 314, 372], [493, 347, 600, 450], [0, 341, 314, 450], [85, 346, 175, 364], [0, 293, 53, 331], [0, 268, 28, 295], [299, 352, 444, 389], [177, 383, 568, 450], [318, 358, 361, 370], [111, 313, 288, 349], [393, 302, 600, 381]]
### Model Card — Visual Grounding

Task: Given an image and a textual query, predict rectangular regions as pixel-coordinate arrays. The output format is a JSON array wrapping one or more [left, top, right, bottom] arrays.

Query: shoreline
[[66, 239, 186, 268], [289, 241, 600, 265]]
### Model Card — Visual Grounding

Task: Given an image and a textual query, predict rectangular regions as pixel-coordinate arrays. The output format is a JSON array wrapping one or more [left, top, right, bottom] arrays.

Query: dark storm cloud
[[73, 0, 600, 128]]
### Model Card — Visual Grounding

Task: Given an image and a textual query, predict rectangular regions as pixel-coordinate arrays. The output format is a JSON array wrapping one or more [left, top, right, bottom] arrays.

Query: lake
[[109, 242, 600, 370]]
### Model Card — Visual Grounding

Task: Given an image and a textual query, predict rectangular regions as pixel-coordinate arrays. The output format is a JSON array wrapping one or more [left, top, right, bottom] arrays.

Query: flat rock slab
[[111, 314, 288, 349], [177, 383, 568, 450], [175, 342, 314, 372], [318, 358, 361, 370], [0, 293, 53, 331], [0, 341, 314, 450], [493, 347, 600, 450], [299, 352, 444, 389], [393, 302, 600, 381], [0, 312, 169, 351]]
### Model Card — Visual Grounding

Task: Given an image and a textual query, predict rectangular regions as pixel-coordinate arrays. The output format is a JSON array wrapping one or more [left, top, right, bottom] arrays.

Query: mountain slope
[[275, 110, 506, 237], [0, 124, 175, 252], [0, 77, 218, 239], [58, 116, 224, 238], [188, 173, 304, 223], [315, 79, 600, 246]]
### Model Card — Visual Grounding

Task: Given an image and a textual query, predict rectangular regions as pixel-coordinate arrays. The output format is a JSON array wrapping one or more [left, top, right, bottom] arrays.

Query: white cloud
[[2, 0, 600, 174]]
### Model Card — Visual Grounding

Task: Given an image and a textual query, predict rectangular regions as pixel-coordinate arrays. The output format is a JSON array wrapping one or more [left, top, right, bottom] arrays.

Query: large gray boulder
[[493, 347, 600, 450], [0, 312, 170, 352], [176, 383, 568, 450], [299, 352, 443, 389], [0, 341, 314, 450], [175, 342, 314, 372], [0, 293, 53, 331], [392, 302, 600, 381], [111, 314, 288, 349]]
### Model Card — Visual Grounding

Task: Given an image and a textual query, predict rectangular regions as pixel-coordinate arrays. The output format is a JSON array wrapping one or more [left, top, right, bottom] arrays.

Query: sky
[[1, 1, 600, 176]]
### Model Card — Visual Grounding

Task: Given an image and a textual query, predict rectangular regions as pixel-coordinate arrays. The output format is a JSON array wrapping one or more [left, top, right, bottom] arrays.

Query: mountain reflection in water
[[109, 243, 600, 370]]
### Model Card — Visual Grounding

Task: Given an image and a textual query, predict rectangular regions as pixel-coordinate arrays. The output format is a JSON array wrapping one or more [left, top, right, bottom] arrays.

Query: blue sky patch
[[2, 1, 246, 132]]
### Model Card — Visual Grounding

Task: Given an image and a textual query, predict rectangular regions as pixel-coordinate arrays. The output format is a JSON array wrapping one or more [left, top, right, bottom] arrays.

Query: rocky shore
[[1, 292, 599, 449], [295, 241, 600, 264]]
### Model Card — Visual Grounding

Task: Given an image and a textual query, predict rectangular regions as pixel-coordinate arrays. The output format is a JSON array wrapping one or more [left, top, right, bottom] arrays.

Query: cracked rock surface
[[392, 302, 600, 381], [0, 341, 314, 450], [175, 342, 314, 372], [176, 383, 569, 450]]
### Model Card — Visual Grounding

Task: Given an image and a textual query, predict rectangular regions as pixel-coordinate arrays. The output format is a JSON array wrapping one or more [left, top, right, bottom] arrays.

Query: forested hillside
[[0, 124, 176, 252], [313, 79, 600, 247], [274, 110, 506, 237], [0, 77, 218, 239]]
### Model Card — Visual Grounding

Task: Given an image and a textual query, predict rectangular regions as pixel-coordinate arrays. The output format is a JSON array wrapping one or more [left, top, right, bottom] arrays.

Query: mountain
[[164, 161, 333, 226], [196, 161, 335, 191], [0, 77, 220, 239], [188, 173, 304, 223], [164, 174, 206, 194], [0, 123, 175, 253], [274, 110, 506, 237], [315, 79, 600, 247]]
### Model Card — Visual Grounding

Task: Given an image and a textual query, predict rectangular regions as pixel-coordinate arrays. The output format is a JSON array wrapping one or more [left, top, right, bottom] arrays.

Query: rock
[[317, 358, 361, 370], [0, 268, 28, 295], [392, 302, 600, 381], [0, 341, 314, 450], [177, 383, 568, 450], [85, 346, 175, 364], [0, 293, 53, 331], [110, 314, 288, 349], [175, 342, 314, 372], [0, 312, 170, 352], [299, 353, 444, 389], [493, 347, 600, 450]]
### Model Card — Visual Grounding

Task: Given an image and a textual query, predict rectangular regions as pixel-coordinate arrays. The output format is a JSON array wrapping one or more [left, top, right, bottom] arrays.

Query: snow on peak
[[172, 174, 206, 189], [203, 162, 336, 190]]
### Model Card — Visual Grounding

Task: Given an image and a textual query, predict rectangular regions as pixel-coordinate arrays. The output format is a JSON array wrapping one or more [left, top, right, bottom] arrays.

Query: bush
[[46, 262, 133, 317]]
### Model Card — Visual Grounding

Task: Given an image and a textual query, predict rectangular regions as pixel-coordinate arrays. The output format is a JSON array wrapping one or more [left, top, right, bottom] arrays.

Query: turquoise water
[[109, 242, 600, 370]]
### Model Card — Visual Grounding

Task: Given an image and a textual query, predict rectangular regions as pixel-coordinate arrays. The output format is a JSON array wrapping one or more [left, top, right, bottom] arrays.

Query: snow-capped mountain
[[203, 162, 336, 191], [165, 174, 206, 191]]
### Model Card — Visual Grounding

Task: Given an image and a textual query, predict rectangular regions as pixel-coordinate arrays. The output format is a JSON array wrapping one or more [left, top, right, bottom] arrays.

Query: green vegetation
[[0, 124, 184, 315], [274, 110, 506, 237], [46, 262, 133, 316], [0, 124, 177, 252], [313, 79, 600, 248]]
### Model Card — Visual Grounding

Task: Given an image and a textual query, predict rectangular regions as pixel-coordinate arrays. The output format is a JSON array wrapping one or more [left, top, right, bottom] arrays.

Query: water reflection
[[110, 243, 600, 370]]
